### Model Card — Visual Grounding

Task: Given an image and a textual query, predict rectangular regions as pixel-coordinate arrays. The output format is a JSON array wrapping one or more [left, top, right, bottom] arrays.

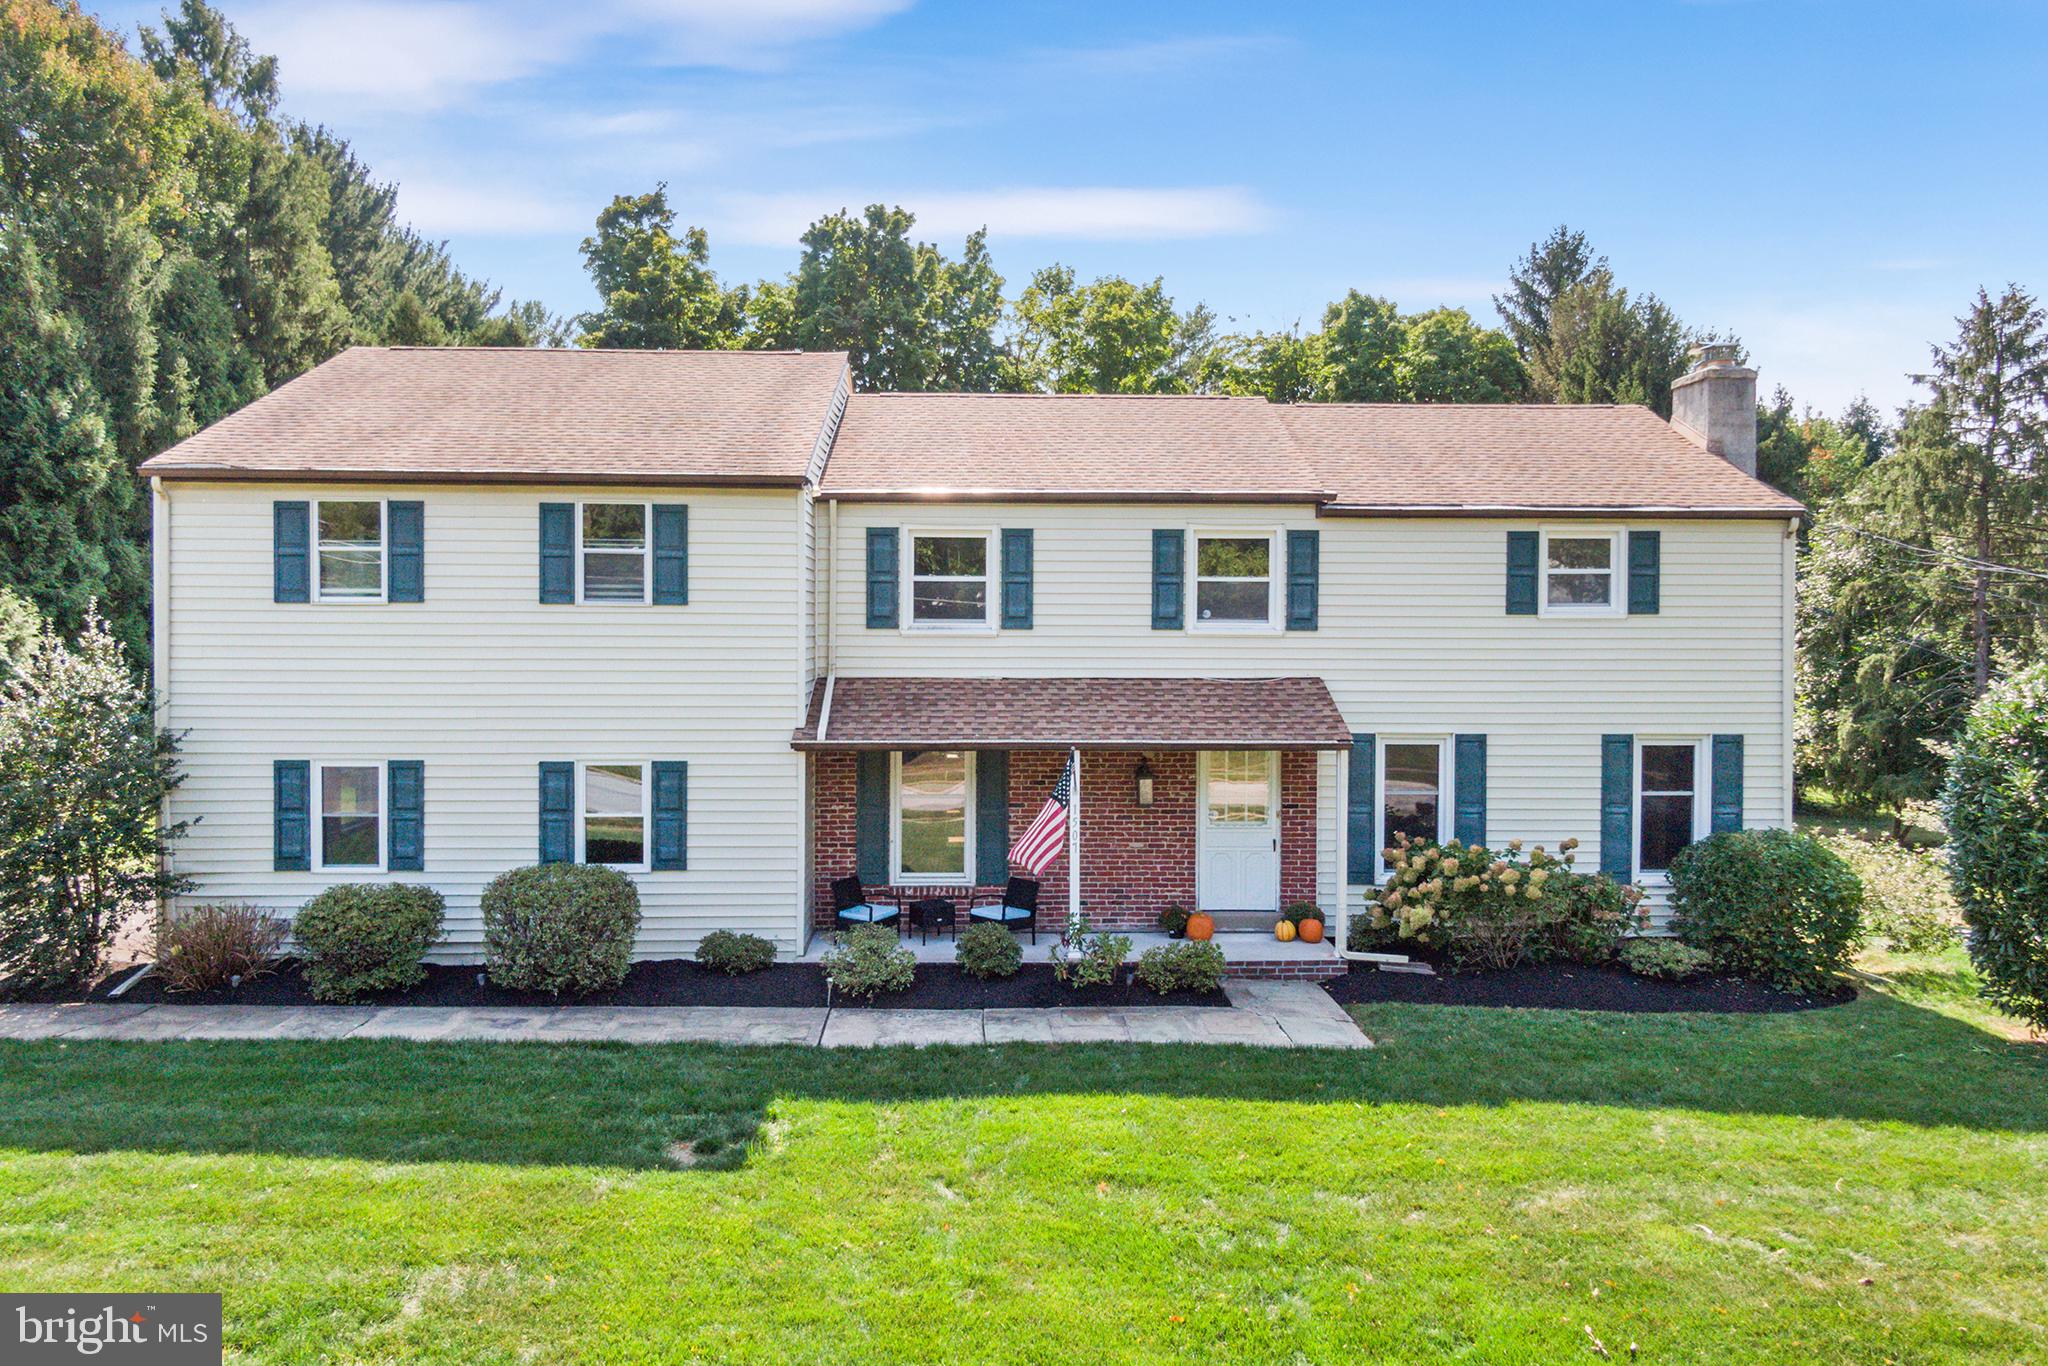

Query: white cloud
[[239, 3, 566, 111], [713, 186, 1275, 245], [395, 181, 589, 236], [1040, 34, 1291, 76]]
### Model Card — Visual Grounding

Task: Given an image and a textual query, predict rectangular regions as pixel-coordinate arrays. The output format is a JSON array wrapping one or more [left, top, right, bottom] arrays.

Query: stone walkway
[[0, 982, 1370, 1050]]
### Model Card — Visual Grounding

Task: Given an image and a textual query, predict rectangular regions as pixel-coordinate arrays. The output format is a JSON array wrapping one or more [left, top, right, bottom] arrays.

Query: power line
[[1834, 524, 2048, 582]]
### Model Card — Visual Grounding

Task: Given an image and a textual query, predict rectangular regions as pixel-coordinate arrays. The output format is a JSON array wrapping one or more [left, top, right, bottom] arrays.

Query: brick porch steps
[[798, 930, 1349, 980]]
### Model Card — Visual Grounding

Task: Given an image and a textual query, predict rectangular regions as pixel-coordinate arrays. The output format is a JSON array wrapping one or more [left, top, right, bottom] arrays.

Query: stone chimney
[[1669, 343, 1757, 477]]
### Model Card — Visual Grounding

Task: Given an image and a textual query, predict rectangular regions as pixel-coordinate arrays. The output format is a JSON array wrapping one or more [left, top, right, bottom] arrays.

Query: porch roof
[[792, 676, 1352, 751]]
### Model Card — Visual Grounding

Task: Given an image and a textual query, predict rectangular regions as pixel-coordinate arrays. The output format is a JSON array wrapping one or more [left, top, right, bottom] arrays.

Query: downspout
[[151, 477, 173, 902]]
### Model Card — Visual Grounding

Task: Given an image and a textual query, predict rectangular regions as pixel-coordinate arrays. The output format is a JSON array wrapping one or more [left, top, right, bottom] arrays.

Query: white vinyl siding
[[159, 483, 809, 958], [823, 502, 1793, 932]]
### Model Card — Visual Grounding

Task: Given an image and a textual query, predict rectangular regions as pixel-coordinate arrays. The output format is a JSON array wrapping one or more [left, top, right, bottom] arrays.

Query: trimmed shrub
[[481, 863, 641, 995], [155, 903, 285, 993], [695, 930, 775, 976], [1619, 938, 1713, 981], [1538, 869, 1643, 965], [294, 884, 445, 1002], [1941, 662, 2048, 1031], [956, 922, 1023, 979], [821, 923, 914, 999], [1668, 829, 1863, 994], [1134, 939, 1227, 994], [1053, 927, 1132, 989]]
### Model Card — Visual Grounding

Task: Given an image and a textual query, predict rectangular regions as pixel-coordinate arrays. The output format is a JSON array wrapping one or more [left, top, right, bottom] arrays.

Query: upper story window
[[581, 762, 648, 868], [318, 762, 383, 869], [908, 533, 993, 629], [1193, 534, 1274, 627], [894, 749, 974, 882], [1542, 529, 1621, 615], [1637, 741, 1703, 876], [315, 501, 384, 602], [580, 503, 649, 603]]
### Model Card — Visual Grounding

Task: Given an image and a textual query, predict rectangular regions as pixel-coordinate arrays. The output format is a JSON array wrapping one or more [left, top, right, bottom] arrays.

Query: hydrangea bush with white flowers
[[1367, 833, 1645, 972]]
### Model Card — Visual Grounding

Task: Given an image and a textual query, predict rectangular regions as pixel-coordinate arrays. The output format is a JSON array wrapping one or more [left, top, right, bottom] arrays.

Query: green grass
[[1, 959, 2043, 1363]]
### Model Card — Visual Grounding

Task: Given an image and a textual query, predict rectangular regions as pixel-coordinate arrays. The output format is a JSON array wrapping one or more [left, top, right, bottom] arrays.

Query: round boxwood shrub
[[695, 929, 776, 976], [820, 923, 914, 999], [1133, 939, 1227, 994], [1667, 829, 1863, 994], [1941, 663, 2048, 1032], [293, 884, 445, 1002], [956, 922, 1023, 979], [481, 863, 641, 995]]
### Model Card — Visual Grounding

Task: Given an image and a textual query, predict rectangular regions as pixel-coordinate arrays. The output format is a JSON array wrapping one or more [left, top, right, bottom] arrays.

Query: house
[[138, 342, 1800, 973]]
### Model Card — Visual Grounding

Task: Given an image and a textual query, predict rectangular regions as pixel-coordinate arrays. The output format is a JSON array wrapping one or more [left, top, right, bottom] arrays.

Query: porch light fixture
[[1133, 756, 1155, 807]]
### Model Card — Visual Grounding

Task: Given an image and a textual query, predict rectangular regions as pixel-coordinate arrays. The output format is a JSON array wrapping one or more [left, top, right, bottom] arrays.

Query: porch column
[[1333, 746, 1351, 958], [1067, 746, 1082, 936]]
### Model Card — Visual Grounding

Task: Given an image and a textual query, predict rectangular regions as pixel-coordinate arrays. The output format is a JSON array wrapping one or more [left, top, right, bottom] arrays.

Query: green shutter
[[1000, 529, 1033, 629], [866, 527, 899, 628], [975, 751, 1009, 883], [274, 501, 309, 603], [1711, 734, 1744, 834], [1286, 529, 1320, 630], [1453, 734, 1487, 846], [652, 760, 688, 869], [388, 760, 424, 870], [1152, 530, 1184, 629], [653, 505, 689, 604], [1600, 735, 1634, 877], [1627, 530, 1661, 615], [539, 503, 574, 603], [273, 759, 309, 871], [387, 501, 424, 602], [538, 761, 574, 863], [1506, 530, 1538, 615], [855, 752, 890, 883], [1347, 733, 1375, 885]]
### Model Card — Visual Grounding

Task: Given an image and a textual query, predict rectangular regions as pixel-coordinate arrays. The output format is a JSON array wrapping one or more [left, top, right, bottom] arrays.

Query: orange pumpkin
[[1297, 917, 1325, 944], [1185, 912, 1215, 941], [1274, 918, 1297, 942]]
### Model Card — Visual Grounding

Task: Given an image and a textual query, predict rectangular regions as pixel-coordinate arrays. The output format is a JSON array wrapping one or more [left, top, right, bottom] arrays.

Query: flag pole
[[1066, 746, 1082, 940]]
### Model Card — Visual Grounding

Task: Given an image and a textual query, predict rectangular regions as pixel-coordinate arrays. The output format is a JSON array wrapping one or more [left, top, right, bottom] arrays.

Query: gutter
[[139, 468, 813, 489]]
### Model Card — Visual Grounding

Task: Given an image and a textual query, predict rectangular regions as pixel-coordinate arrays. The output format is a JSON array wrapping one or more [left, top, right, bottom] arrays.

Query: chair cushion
[[970, 904, 1034, 923], [837, 903, 895, 922]]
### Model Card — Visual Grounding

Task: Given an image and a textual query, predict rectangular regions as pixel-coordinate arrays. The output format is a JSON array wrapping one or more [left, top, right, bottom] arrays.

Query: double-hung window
[[580, 503, 649, 603], [317, 762, 384, 869], [1636, 741, 1704, 877], [907, 533, 993, 628], [1193, 534, 1274, 627], [1541, 529, 1621, 615], [314, 501, 385, 602], [581, 762, 648, 868], [893, 749, 974, 882], [1377, 739, 1447, 878]]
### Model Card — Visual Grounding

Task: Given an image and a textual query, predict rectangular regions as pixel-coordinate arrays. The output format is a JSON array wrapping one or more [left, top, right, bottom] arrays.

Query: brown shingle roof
[[1278, 403, 1803, 516], [792, 676, 1352, 750], [139, 346, 849, 485], [819, 392, 1324, 501]]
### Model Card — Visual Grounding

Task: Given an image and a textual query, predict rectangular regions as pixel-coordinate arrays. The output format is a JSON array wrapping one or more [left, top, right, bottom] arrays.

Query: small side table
[[907, 897, 958, 945]]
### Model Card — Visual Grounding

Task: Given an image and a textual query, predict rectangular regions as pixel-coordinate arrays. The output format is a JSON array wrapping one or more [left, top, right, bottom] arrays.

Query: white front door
[[1197, 750, 1281, 911]]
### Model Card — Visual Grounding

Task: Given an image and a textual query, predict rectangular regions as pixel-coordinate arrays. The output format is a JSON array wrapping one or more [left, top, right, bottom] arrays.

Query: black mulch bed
[[84, 959, 1228, 1011], [1323, 961, 1854, 1014]]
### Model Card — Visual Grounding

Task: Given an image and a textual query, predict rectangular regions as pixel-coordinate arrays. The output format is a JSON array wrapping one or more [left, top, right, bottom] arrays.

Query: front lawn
[[1, 956, 2042, 1363]]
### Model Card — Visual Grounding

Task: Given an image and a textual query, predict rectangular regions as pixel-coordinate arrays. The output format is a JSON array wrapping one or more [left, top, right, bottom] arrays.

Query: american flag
[[1008, 753, 1074, 876]]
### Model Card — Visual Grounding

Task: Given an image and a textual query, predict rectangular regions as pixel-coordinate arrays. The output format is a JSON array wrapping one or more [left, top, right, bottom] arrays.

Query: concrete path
[[0, 983, 1370, 1050]]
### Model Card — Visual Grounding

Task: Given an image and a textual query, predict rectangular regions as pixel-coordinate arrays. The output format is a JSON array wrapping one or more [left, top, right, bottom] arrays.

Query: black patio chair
[[831, 875, 900, 933], [968, 877, 1041, 944]]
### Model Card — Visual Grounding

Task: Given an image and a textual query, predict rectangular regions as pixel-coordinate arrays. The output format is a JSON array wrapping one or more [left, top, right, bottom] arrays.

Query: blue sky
[[93, 0, 2048, 412]]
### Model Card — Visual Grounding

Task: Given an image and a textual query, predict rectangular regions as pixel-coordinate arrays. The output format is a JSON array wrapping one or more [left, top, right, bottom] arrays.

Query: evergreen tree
[[1495, 225, 1605, 359], [1528, 271, 1702, 415]]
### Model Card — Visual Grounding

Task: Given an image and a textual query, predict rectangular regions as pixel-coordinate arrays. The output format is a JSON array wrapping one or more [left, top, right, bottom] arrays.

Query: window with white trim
[[1377, 738, 1447, 878], [317, 762, 383, 869], [907, 533, 993, 628], [1541, 529, 1621, 614], [314, 501, 385, 601], [893, 749, 974, 882], [1193, 534, 1274, 626], [581, 762, 648, 868], [1636, 741, 1703, 876], [579, 503, 649, 603]]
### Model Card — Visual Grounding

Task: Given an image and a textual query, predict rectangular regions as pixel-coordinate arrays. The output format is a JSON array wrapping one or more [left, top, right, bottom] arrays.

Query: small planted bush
[[956, 922, 1023, 979], [481, 863, 641, 995], [1134, 939, 1227, 995], [155, 903, 285, 993], [821, 923, 915, 999], [1619, 938, 1713, 981], [695, 929, 775, 976], [1157, 903, 1190, 938], [1668, 829, 1863, 994], [294, 884, 445, 1002], [1052, 925, 1131, 989]]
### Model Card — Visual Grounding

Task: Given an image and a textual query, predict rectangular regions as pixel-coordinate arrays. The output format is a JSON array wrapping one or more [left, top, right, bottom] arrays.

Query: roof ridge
[[369, 345, 844, 358], [852, 391, 1248, 401]]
